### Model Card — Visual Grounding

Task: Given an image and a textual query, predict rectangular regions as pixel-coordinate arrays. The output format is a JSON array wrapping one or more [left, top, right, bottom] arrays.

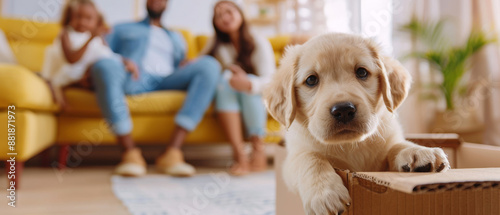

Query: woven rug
[[111, 171, 275, 215]]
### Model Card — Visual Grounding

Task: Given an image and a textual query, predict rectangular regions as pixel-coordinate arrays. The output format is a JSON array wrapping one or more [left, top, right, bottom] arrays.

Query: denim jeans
[[215, 73, 267, 137], [91, 56, 221, 135]]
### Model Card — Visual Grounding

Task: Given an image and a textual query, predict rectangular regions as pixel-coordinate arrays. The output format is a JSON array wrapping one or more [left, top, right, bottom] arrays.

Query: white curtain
[[393, 0, 440, 134], [394, 0, 500, 145], [470, 0, 500, 146]]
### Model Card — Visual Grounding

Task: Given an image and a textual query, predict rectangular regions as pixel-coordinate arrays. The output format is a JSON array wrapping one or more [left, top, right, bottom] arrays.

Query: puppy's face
[[265, 33, 411, 145]]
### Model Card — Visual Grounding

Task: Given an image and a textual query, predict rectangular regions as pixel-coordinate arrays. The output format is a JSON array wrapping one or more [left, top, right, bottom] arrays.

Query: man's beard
[[147, 8, 164, 19]]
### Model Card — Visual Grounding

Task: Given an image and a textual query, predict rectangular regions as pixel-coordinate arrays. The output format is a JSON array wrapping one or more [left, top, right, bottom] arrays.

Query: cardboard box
[[275, 134, 500, 215]]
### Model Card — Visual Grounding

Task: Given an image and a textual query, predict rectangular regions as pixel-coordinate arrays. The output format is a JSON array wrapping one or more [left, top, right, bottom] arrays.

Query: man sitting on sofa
[[91, 0, 221, 177]]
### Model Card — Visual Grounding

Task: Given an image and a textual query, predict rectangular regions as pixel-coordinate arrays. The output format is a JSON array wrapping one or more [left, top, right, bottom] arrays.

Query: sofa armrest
[[0, 64, 58, 112]]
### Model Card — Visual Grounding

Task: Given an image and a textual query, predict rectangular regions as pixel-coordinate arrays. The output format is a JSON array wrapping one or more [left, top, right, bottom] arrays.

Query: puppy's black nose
[[331, 102, 356, 123]]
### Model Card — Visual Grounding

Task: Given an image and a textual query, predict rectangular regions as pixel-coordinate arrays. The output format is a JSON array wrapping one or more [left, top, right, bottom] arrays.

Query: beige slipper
[[115, 148, 147, 177], [156, 148, 195, 177]]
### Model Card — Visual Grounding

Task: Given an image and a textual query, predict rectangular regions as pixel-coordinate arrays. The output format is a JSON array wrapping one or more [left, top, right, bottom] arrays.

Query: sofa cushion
[[57, 114, 226, 144], [196, 35, 210, 54], [268, 35, 291, 53], [0, 64, 58, 111], [176, 29, 198, 60], [0, 110, 56, 161], [8, 40, 50, 72], [62, 88, 214, 116], [0, 18, 60, 72]]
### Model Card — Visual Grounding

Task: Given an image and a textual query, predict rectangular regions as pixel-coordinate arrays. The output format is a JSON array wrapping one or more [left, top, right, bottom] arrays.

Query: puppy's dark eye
[[356, 68, 369, 80], [305, 75, 319, 87]]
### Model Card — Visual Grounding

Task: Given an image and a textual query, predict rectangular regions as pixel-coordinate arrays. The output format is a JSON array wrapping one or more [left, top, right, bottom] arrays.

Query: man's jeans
[[91, 56, 221, 135]]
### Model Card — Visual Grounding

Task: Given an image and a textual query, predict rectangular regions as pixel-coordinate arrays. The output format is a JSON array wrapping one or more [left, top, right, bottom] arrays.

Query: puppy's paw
[[395, 146, 450, 172], [301, 179, 350, 215]]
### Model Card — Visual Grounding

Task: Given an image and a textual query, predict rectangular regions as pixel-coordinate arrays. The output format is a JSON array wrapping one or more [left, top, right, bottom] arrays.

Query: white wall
[[1, 0, 397, 39], [162, 0, 218, 35], [1, 0, 137, 25], [360, 0, 393, 55], [1, 0, 218, 35]]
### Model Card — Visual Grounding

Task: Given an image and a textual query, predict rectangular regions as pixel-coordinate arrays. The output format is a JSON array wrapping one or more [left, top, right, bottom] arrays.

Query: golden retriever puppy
[[264, 33, 450, 215]]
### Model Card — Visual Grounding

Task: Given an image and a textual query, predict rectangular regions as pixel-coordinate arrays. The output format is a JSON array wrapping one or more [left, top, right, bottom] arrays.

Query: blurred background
[[0, 0, 499, 156]]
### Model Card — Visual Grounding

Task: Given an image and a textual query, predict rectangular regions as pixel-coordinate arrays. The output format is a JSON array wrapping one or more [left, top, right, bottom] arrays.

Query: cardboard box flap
[[353, 168, 500, 194]]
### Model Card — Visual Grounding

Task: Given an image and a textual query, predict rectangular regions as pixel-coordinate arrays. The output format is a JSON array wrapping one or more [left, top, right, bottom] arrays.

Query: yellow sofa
[[0, 18, 289, 173]]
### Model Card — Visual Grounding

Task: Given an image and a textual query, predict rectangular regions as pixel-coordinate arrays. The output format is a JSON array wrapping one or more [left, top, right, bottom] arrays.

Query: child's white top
[[41, 27, 120, 88], [201, 31, 276, 95]]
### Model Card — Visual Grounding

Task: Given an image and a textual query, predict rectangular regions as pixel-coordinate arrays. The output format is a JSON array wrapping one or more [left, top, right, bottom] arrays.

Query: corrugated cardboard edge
[[347, 173, 500, 215], [352, 172, 391, 191], [335, 168, 350, 189], [412, 181, 500, 193], [352, 169, 500, 194], [335, 168, 500, 215], [335, 169, 354, 215]]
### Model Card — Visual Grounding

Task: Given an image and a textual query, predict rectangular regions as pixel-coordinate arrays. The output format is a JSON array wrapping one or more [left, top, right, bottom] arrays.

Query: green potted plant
[[402, 17, 496, 138], [402, 17, 495, 110]]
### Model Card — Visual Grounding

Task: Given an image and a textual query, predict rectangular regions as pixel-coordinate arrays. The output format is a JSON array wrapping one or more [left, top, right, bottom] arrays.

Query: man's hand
[[123, 58, 140, 80], [229, 65, 252, 93], [179, 59, 192, 67], [92, 24, 110, 38]]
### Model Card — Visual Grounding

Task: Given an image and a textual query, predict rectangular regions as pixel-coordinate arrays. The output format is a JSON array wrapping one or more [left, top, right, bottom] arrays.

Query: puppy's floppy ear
[[378, 56, 412, 112], [264, 45, 302, 129]]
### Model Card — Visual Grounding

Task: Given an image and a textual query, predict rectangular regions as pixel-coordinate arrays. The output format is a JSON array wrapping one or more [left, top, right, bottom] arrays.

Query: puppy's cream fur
[[264, 33, 450, 215]]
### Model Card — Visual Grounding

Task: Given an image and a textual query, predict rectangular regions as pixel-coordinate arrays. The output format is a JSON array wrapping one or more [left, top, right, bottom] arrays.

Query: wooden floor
[[0, 166, 235, 215], [0, 167, 130, 214], [0, 145, 276, 214]]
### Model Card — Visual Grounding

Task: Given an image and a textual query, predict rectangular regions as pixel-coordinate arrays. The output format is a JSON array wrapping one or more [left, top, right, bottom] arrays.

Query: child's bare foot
[[230, 150, 250, 176], [250, 149, 267, 172], [250, 137, 268, 172], [230, 161, 250, 176]]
